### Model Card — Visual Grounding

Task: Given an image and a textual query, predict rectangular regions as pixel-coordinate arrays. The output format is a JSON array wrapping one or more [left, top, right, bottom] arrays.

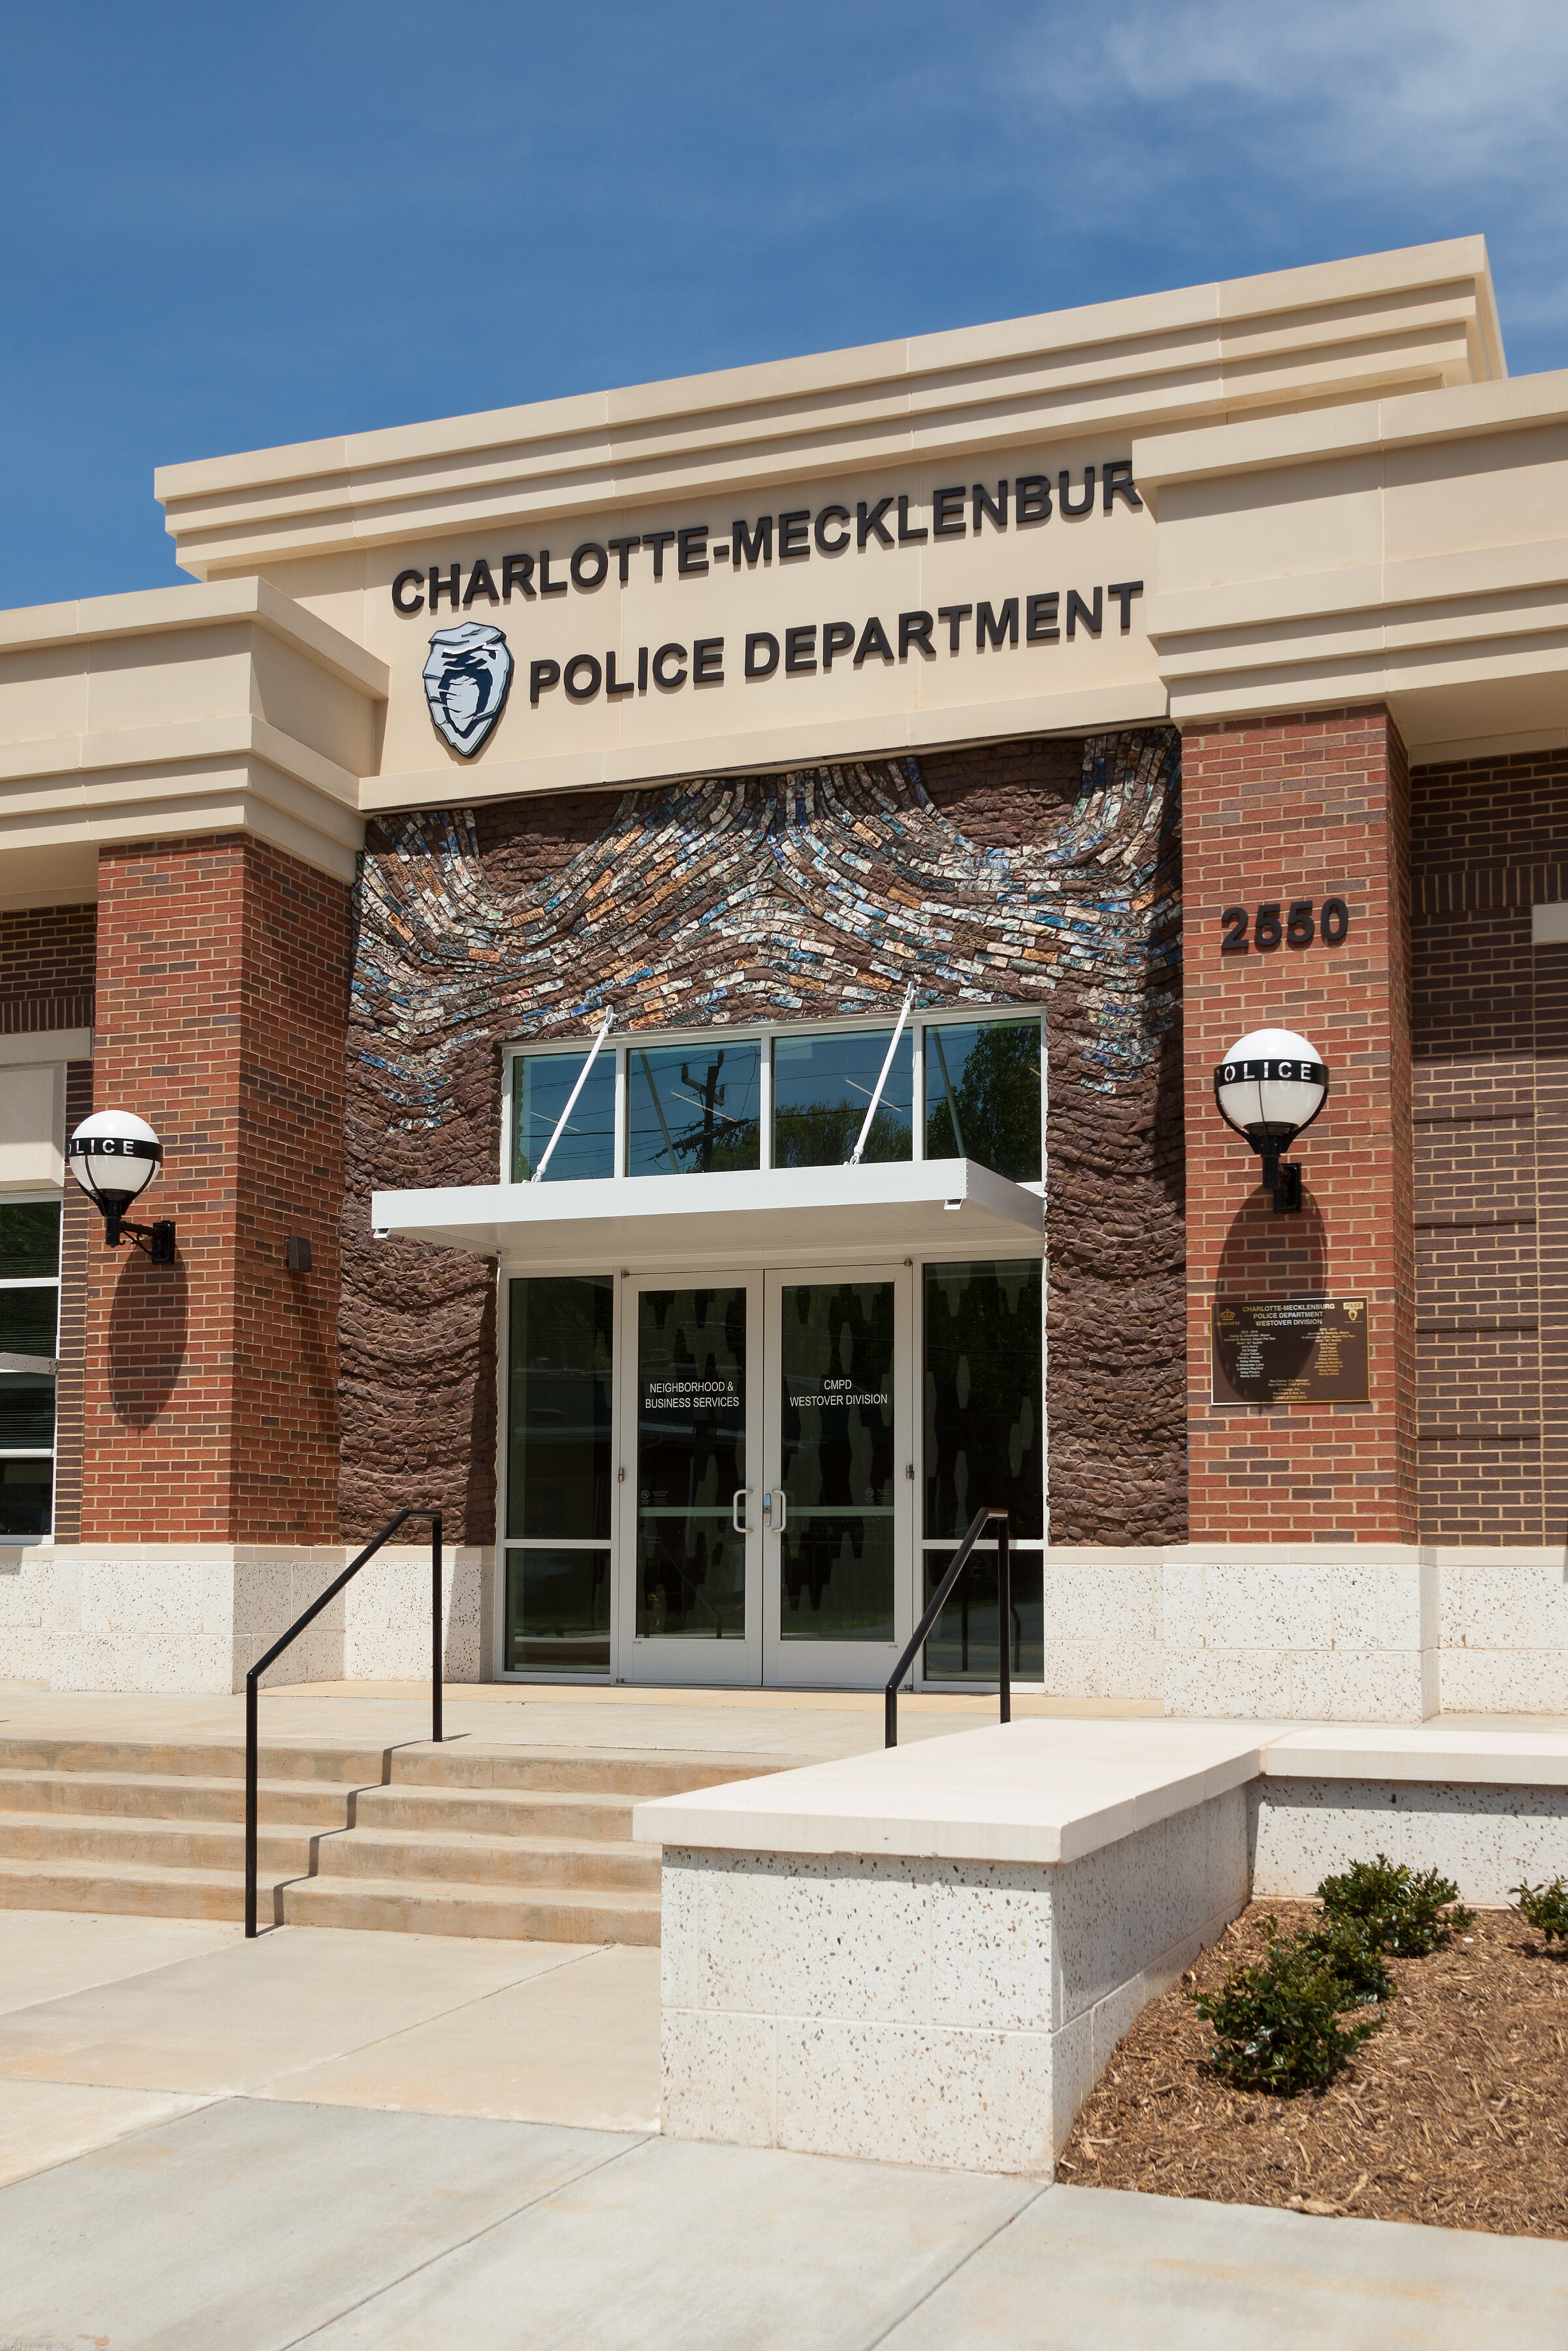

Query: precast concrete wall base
[[1251, 1778, 1568, 1908], [658, 1798, 1249, 2176], [6, 1542, 1566, 1714], [0, 1545, 493, 1692], [639, 1719, 1568, 2178]]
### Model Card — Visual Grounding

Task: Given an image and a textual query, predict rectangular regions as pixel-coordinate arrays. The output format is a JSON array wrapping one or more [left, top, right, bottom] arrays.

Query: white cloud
[[988, 0, 1568, 352], [1041, 0, 1568, 195]]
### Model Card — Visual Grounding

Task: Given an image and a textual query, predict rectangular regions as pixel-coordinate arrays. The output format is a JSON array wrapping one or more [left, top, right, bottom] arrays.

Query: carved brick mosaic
[[340, 732, 1185, 1546]]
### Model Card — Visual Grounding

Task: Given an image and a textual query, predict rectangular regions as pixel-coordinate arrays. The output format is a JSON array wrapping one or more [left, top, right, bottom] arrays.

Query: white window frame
[[499, 1006, 1046, 1192], [0, 1189, 62, 1545], [492, 1006, 1050, 1690]]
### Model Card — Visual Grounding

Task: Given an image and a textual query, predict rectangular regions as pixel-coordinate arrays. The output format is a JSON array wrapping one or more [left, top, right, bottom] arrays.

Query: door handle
[[732, 1488, 752, 1532], [764, 1488, 788, 1533]]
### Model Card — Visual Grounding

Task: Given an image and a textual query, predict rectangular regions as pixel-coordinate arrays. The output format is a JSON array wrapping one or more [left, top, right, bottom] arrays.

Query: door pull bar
[[732, 1488, 752, 1532]]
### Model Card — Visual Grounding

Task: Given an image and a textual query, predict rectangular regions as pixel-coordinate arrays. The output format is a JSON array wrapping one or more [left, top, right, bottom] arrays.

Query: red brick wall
[[0, 903, 96, 1032], [1411, 746, 1568, 1541], [79, 835, 350, 1544], [1181, 707, 1416, 1541]]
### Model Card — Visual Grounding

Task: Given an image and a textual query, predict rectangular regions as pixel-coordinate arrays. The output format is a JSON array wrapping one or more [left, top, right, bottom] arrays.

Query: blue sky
[[3, 0, 1565, 609]]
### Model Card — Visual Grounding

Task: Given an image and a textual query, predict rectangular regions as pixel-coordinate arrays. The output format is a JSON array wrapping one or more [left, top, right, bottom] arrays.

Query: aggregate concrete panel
[[1251, 1775, 1568, 1906]]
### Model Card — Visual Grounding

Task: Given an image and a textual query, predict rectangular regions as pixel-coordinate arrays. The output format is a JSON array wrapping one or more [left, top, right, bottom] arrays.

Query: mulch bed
[[1057, 1901, 1568, 2239]]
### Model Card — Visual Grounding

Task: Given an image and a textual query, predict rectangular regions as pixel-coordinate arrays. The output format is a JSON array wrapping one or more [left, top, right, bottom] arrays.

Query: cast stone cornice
[[156, 240, 1501, 579]]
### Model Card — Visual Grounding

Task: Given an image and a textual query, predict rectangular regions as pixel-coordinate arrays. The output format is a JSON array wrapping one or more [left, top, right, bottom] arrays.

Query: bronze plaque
[[1211, 1297, 1369, 1405]]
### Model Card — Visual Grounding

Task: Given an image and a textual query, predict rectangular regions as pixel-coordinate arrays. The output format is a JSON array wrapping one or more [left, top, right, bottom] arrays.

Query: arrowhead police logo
[[422, 621, 513, 758]]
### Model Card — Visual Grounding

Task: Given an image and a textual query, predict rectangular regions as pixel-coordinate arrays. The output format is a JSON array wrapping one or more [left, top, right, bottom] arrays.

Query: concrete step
[[377, 1750, 771, 1799], [350, 1783, 634, 1840], [0, 1855, 660, 1942], [0, 1768, 357, 1828], [0, 1730, 779, 1938], [0, 1737, 394, 1785], [0, 1812, 321, 1875], [0, 1735, 774, 1799], [0, 1855, 280, 1925], [310, 1825, 659, 1893], [280, 1872, 663, 1944], [0, 1810, 652, 1895]]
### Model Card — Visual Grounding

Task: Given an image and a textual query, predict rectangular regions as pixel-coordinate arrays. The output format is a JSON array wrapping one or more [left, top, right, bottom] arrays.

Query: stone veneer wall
[[341, 731, 1185, 1546]]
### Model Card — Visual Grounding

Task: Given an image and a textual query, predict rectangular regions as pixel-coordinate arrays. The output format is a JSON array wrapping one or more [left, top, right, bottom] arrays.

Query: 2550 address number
[[1221, 898, 1350, 953]]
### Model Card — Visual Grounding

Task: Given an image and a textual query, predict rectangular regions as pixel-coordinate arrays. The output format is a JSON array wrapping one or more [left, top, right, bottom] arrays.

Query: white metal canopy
[[372, 1157, 1042, 1262]]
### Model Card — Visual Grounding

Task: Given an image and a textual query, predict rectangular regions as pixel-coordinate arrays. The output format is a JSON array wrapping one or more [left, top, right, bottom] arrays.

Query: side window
[[773, 1028, 912, 1167], [923, 1019, 1042, 1181], [511, 1051, 615, 1182], [505, 1275, 614, 1674], [0, 1198, 61, 1538], [627, 1042, 761, 1176], [921, 1258, 1044, 1684]]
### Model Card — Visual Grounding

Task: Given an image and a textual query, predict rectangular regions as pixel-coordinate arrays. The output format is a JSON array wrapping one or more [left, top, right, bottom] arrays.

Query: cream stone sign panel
[[367, 435, 1159, 803]]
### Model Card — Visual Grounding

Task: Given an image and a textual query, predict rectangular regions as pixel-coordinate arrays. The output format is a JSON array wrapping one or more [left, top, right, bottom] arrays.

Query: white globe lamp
[[1212, 1028, 1328, 1213], [67, 1111, 175, 1260]]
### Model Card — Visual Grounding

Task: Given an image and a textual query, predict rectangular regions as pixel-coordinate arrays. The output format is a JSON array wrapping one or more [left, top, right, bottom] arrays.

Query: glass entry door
[[620, 1277, 762, 1685], [761, 1266, 912, 1687]]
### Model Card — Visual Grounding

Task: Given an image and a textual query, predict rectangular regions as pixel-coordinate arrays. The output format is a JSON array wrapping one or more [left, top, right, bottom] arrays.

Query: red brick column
[[80, 835, 350, 1543], [1183, 707, 1416, 1541]]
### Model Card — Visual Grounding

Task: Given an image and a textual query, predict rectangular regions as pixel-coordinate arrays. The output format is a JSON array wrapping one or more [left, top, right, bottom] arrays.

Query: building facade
[[2, 236, 1565, 1719]]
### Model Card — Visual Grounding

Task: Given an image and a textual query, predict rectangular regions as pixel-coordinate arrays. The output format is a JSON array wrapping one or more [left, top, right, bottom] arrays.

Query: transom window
[[505, 1013, 1042, 1187], [0, 1198, 61, 1540]]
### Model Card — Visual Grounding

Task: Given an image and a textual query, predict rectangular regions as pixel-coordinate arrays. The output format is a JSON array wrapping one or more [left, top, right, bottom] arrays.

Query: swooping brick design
[[342, 734, 1186, 1546]]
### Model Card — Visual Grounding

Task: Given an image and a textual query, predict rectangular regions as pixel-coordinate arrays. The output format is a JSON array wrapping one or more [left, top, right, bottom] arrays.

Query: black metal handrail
[[244, 1507, 443, 1937], [886, 1507, 1010, 1748]]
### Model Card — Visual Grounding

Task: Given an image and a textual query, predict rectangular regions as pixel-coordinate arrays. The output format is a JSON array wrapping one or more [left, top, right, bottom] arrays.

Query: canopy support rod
[[532, 1010, 613, 1182], [848, 983, 916, 1166]]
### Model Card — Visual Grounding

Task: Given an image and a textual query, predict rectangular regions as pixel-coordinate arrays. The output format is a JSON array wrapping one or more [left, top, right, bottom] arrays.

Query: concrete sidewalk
[[0, 1910, 662, 2183], [1, 1910, 1565, 2348]]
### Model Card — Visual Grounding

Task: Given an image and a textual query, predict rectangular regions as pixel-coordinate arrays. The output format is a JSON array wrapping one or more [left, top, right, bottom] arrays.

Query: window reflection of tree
[[773, 1032, 912, 1168], [925, 1023, 1041, 1181], [773, 1099, 907, 1167]]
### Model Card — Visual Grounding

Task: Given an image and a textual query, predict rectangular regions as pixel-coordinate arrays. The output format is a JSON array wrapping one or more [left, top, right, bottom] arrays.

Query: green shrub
[[1298, 1917, 1396, 2006], [1316, 1853, 1476, 1955], [1189, 1924, 1384, 2096], [1189, 1853, 1479, 2098], [1512, 1876, 1568, 1943]]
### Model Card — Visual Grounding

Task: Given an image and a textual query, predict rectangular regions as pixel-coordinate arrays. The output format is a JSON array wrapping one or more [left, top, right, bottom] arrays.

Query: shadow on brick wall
[[107, 1258, 187, 1428], [1214, 1185, 1330, 1320]]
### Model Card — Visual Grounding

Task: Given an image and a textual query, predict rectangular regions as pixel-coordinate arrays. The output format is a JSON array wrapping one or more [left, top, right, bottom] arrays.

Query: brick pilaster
[[1182, 707, 1416, 1541], [79, 835, 351, 1543]]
